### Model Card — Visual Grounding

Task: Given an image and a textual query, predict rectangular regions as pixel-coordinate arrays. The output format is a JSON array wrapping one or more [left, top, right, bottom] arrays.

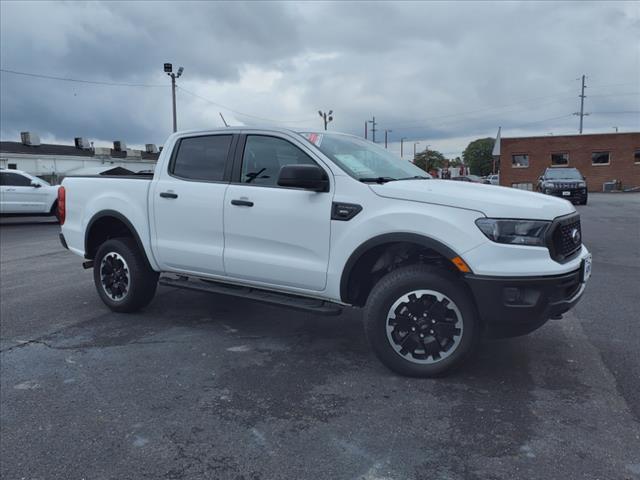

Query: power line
[[588, 92, 640, 98], [0, 68, 166, 87], [590, 111, 640, 114], [177, 86, 317, 124], [511, 114, 575, 128], [392, 90, 577, 129]]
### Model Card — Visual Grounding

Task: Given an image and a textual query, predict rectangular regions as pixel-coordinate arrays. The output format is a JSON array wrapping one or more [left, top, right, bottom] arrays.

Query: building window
[[551, 153, 569, 166], [512, 154, 529, 168], [592, 151, 610, 165], [512, 182, 533, 191], [635, 150, 640, 164], [8, 163, 17, 169]]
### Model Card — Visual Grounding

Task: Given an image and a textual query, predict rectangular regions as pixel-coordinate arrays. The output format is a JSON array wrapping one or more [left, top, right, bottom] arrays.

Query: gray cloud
[[1, 1, 638, 154]]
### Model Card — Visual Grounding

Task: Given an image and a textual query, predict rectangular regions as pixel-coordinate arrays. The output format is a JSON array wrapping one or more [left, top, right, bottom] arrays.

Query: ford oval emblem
[[571, 228, 581, 245]]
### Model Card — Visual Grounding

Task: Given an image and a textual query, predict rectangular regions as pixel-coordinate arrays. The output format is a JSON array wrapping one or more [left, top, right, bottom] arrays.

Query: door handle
[[231, 199, 254, 207], [159, 192, 178, 199]]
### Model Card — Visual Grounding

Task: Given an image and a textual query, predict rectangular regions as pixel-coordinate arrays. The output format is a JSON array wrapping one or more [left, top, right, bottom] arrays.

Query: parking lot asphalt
[[1, 194, 639, 480]]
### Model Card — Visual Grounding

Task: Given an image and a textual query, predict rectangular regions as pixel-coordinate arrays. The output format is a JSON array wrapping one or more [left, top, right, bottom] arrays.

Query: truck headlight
[[475, 218, 551, 246], [578, 181, 586, 187], [543, 182, 555, 188]]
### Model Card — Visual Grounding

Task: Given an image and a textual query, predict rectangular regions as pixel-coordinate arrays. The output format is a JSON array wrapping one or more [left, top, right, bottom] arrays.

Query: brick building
[[497, 132, 640, 192]]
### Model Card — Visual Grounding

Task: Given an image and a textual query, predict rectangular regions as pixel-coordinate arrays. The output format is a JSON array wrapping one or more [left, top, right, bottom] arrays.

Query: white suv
[[0, 169, 59, 218]]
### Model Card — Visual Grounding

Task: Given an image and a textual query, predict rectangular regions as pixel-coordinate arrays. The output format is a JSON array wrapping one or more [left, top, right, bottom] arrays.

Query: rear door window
[[171, 135, 233, 181]]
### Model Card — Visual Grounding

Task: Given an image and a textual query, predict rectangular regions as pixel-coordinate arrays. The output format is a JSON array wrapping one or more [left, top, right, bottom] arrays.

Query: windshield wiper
[[358, 176, 397, 184], [396, 176, 430, 181]]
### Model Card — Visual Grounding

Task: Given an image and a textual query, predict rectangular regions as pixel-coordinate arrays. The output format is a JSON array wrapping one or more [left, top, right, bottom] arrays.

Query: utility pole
[[164, 63, 184, 133], [318, 110, 334, 130], [400, 137, 407, 157], [368, 116, 377, 143], [413, 141, 420, 160], [364, 121, 368, 139], [573, 74, 589, 134], [613, 126, 619, 133], [384, 129, 392, 149]]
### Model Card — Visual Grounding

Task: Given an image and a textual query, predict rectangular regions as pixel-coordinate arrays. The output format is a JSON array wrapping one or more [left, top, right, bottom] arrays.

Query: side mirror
[[31, 182, 41, 188], [278, 165, 329, 192]]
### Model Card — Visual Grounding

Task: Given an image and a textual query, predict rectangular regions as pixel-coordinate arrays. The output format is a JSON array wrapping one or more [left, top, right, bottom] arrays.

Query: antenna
[[219, 112, 229, 127]]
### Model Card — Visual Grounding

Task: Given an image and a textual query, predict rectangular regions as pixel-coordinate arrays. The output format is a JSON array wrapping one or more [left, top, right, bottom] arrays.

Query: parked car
[[0, 168, 59, 219], [486, 174, 500, 185], [537, 167, 588, 205], [59, 128, 591, 377], [451, 174, 484, 183]]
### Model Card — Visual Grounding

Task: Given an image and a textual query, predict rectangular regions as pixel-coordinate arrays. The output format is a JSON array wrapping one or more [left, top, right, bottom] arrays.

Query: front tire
[[93, 237, 158, 313], [364, 265, 479, 377]]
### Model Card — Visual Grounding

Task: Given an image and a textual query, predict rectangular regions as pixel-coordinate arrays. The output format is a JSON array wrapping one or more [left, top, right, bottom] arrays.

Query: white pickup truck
[[59, 128, 591, 376]]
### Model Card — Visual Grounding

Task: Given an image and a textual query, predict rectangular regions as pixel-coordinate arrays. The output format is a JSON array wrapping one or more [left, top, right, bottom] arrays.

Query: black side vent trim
[[332, 202, 362, 221]]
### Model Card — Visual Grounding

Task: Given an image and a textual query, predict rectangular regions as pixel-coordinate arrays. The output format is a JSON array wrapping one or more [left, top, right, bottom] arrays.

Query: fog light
[[504, 287, 523, 304]]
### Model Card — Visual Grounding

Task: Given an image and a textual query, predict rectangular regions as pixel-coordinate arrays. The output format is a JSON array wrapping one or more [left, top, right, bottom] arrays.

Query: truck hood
[[369, 179, 575, 220]]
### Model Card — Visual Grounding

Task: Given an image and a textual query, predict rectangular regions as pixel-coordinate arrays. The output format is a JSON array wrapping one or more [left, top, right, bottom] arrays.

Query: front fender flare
[[339, 232, 460, 303]]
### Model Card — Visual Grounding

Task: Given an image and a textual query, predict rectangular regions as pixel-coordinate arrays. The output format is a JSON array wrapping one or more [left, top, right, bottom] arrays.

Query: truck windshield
[[302, 133, 430, 182], [545, 168, 582, 180]]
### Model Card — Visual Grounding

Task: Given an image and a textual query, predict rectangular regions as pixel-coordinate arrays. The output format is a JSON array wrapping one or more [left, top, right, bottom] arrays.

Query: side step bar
[[159, 276, 343, 316]]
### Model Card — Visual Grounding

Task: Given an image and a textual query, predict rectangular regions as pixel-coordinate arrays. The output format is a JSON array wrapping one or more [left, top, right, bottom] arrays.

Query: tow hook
[[82, 260, 94, 269]]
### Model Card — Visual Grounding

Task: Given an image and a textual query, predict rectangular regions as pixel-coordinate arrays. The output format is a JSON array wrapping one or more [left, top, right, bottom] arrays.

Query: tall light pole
[[384, 129, 392, 149], [400, 137, 407, 157], [164, 63, 184, 133], [318, 110, 334, 130], [413, 141, 420, 161]]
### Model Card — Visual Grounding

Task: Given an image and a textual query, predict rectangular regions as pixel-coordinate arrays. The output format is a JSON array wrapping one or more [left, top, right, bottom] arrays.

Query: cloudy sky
[[1, 1, 638, 157]]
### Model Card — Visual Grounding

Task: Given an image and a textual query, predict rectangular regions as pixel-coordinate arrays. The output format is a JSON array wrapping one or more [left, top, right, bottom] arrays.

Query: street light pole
[[164, 63, 184, 133], [384, 129, 392, 149], [413, 141, 420, 161], [400, 137, 407, 157], [318, 110, 334, 130]]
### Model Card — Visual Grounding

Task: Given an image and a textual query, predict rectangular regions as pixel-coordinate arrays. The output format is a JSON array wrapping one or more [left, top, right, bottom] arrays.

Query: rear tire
[[50, 201, 60, 222], [93, 237, 158, 313], [364, 265, 479, 377]]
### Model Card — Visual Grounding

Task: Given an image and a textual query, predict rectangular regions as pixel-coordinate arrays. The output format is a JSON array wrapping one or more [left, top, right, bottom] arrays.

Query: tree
[[414, 148, 446, 173], [449, 156, 462, 167], [462, 138, 495, 176]]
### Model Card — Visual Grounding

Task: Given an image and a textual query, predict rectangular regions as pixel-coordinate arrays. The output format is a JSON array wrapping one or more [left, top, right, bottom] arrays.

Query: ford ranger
[[58, 128, 592, 377]]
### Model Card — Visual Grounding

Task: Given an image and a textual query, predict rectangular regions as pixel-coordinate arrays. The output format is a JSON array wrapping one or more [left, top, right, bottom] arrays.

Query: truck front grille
[[547, 213, 582, 263]]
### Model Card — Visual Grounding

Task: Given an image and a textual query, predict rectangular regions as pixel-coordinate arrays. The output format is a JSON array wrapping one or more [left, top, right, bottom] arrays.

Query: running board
[[159, 276, 343, 316]]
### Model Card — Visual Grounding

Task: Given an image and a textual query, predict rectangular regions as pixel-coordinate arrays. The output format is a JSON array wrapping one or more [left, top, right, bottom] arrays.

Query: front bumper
[[543, 188, 587, 202], [464, 266, 587, 338]]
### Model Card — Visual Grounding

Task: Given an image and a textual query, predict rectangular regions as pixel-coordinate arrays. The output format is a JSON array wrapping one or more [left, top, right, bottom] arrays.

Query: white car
[[487, 174, 500, 185], [0, 169, 59, 218], [59, 128, 591, 377]]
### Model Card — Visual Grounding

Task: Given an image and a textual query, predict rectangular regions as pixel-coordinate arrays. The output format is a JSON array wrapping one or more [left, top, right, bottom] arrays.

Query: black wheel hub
[[100, 252, 130, 300], [386, 290, 463, 364]]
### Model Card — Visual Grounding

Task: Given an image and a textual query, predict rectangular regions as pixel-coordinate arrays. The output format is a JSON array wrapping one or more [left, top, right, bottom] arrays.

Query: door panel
[[0, 172, 46, 213], [223, 135, 332, 291], [151, 134, 233, 275], [223, 185, 332, 290]]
